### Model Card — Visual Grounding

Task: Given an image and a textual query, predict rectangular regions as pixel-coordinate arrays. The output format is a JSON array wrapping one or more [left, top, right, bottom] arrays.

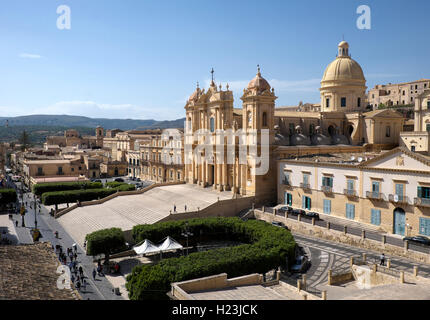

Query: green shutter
[[418, 186, 423, 198]]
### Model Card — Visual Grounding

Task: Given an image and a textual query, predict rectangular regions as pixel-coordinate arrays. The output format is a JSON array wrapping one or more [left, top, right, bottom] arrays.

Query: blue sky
[[0, 0, 428, 120]]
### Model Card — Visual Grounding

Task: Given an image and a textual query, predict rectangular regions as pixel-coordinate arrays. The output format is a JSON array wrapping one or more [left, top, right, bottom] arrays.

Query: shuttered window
[[371, 209, 381, 226], [323, 199, 331, 214]]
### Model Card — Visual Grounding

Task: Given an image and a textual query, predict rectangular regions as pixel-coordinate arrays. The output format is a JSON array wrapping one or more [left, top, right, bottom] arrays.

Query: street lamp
[[181, 222, 193, 256]]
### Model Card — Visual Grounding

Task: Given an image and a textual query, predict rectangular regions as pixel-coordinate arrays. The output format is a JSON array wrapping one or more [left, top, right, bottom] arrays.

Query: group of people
[[56, 243, 78, 265], [70, 262, 86, 291]]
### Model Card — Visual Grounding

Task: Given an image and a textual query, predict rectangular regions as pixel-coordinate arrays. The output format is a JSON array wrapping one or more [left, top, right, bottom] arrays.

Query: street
[[289, 232, 430, 294]]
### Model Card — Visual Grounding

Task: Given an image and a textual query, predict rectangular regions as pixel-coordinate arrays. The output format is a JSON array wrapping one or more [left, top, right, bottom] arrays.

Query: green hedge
[[40, 184, 136, 205], [41, 188, 117, 205], [105, 181, 126, 188], [85, 227, 127, 256], [0, 188, 17, 205], [32, 181, 103, 196], [126, 217, 296, 300]]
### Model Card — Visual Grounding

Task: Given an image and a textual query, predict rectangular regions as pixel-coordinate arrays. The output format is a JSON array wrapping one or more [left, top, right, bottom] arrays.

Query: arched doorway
[[393, 207, 406, 236], [114, 167, 118, 176], [328, 125, 335, 136]]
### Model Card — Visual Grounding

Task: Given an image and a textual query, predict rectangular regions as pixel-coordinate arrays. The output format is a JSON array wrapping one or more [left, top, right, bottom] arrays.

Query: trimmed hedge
[[85, 227, 126, 256], [41, 188, 117, 205], [32, 181, 103, 196], [40, 184, 136, 205], [0, 188, 17, 205], [105, 181, 126, 188], [126, 217, 296, 300]]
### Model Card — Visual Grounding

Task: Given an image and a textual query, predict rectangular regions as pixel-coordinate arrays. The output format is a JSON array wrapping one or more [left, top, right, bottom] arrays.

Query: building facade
[[183, 40, 405, 203], [368, 79, 430, 109], [277, 148, 430, 237]]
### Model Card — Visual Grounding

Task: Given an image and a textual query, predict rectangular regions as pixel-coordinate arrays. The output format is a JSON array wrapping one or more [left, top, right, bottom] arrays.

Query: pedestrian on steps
[[380, 253, 385, 266]]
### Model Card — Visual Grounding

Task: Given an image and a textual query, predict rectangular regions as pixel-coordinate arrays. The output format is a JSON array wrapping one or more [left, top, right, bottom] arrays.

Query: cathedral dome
[[321, 41, 365, 83], [247, 66, 271, 92], [331, 134, 350, 145], [290, 134, 311, 146], [311, 133, 332, 146]]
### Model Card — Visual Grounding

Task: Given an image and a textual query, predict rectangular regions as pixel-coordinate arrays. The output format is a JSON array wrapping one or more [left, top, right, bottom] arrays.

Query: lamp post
[[32, 194, 38, 230], [181, 222, 193, 256]]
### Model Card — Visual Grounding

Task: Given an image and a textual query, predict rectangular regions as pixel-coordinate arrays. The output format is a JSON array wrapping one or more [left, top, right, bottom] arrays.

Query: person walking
[[72, 243, 77, 253], [184, 205, 187, 212], [71, 274, 75, 284], [15, 220, 18, 227], [92, 268, 97, 280], [74, 252, 78, 261], [75, 280, 81, 291], [79, 266, 84, 278], [82, 279, 87, 291], [380, 253, 385, 266]]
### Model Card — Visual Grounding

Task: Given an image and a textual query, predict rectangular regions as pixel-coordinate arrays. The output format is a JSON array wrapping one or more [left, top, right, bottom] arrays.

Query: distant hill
[[0, 115, 186, 131]]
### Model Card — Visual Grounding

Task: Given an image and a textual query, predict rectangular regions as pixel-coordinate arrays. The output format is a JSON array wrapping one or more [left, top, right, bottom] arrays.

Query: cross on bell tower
[[210, 68, 215, 86]]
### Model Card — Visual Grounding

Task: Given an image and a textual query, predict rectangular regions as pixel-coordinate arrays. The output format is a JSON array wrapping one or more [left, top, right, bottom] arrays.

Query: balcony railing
[[321, 186, 333, 194], [366, 191, 385, 201], [343, 189, 357, 197], [414, 197, 430, 208], [388, 194, 409, 204], [300, 183, 311, 190]]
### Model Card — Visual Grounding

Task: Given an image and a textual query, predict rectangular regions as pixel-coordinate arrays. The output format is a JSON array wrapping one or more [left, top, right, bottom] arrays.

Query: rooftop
[[0, 242, 80, 300], [281, 152, 383, 165]]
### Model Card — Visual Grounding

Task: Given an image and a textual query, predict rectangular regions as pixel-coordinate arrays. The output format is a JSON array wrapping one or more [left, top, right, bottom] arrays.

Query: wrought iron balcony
[[414, 197, 430, 208], [321, 186, 333, 194], [389, 194, 409, 204], [366, 191, 385, 201], [300, 183, 311, 190], [343, 189, 357, 197]]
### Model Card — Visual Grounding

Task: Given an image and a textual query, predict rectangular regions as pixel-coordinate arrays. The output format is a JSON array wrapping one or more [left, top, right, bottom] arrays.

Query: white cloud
[[19, 53, 42, 59]]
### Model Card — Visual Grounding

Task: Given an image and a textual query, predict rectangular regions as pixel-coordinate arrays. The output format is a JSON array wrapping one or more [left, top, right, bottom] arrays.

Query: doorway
[[393, 208, 406, 236]]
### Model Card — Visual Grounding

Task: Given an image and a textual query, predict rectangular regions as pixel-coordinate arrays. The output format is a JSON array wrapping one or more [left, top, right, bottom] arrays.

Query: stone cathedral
[[184, 41, 404, 203]]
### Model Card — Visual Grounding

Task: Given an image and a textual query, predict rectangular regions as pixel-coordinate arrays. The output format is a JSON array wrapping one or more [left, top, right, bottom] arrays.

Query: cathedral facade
[[183, 41, 404, 204]]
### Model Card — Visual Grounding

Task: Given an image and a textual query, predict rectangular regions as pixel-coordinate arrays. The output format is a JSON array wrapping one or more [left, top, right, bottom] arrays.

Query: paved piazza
[[58, 184, 232, 246]]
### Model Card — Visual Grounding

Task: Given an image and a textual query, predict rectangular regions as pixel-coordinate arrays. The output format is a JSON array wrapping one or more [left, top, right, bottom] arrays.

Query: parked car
[[278, 206, 292, 214], [403, 236, 430, 246], [136, 178, 141, 182], [291, 209, 306, 216], [291, 255, 310, 273], [271, 221, 288, 230], [304, 211, 320, 220], [114, 178, 125, 183]]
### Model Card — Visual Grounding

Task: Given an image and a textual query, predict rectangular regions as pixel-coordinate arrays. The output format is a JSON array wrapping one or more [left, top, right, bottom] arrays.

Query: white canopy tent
[[133, 239, 160, 255], [158, 236, 183, 252]]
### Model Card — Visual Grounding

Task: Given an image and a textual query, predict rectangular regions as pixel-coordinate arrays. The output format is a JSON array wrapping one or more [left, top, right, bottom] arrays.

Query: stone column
[[297, 279, 301, 292], [413, 266, 418, 277], [404, 240, 409, 253], [222, 162, 228, 191], [217, 164, 222, 191], [387, 259, 391, 268], [381, 235, 386, 244], [322, 291, 327, 301], [203, 161, 207, 187], [362, 253, 366, 263], [400, 271, 405, 284], [302, 274, 307, 291], [327, 269, 332, 285]]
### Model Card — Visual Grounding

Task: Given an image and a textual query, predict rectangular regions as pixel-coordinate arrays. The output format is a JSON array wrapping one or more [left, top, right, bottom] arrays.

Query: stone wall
[[254, 209, 430, 265]]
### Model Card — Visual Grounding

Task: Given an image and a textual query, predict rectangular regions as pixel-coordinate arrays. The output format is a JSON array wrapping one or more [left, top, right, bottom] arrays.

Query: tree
[[19, 130, 31, 151], [85, 228, 126, 263]]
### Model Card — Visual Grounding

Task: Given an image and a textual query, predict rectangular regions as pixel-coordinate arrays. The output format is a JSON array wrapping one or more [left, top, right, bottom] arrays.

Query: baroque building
[[183, 41, 405, 204]]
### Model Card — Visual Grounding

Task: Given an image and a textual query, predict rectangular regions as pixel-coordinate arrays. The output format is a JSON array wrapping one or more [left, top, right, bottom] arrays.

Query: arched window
[[210, 117, 215, 133], [262, 112, 267, 127], [247, 111, 252, 126], [386, 126, 391, 137]]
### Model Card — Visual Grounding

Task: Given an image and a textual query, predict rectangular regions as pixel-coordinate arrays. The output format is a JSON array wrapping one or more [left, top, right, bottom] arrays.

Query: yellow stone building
[[184, 41, 405, 204]]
